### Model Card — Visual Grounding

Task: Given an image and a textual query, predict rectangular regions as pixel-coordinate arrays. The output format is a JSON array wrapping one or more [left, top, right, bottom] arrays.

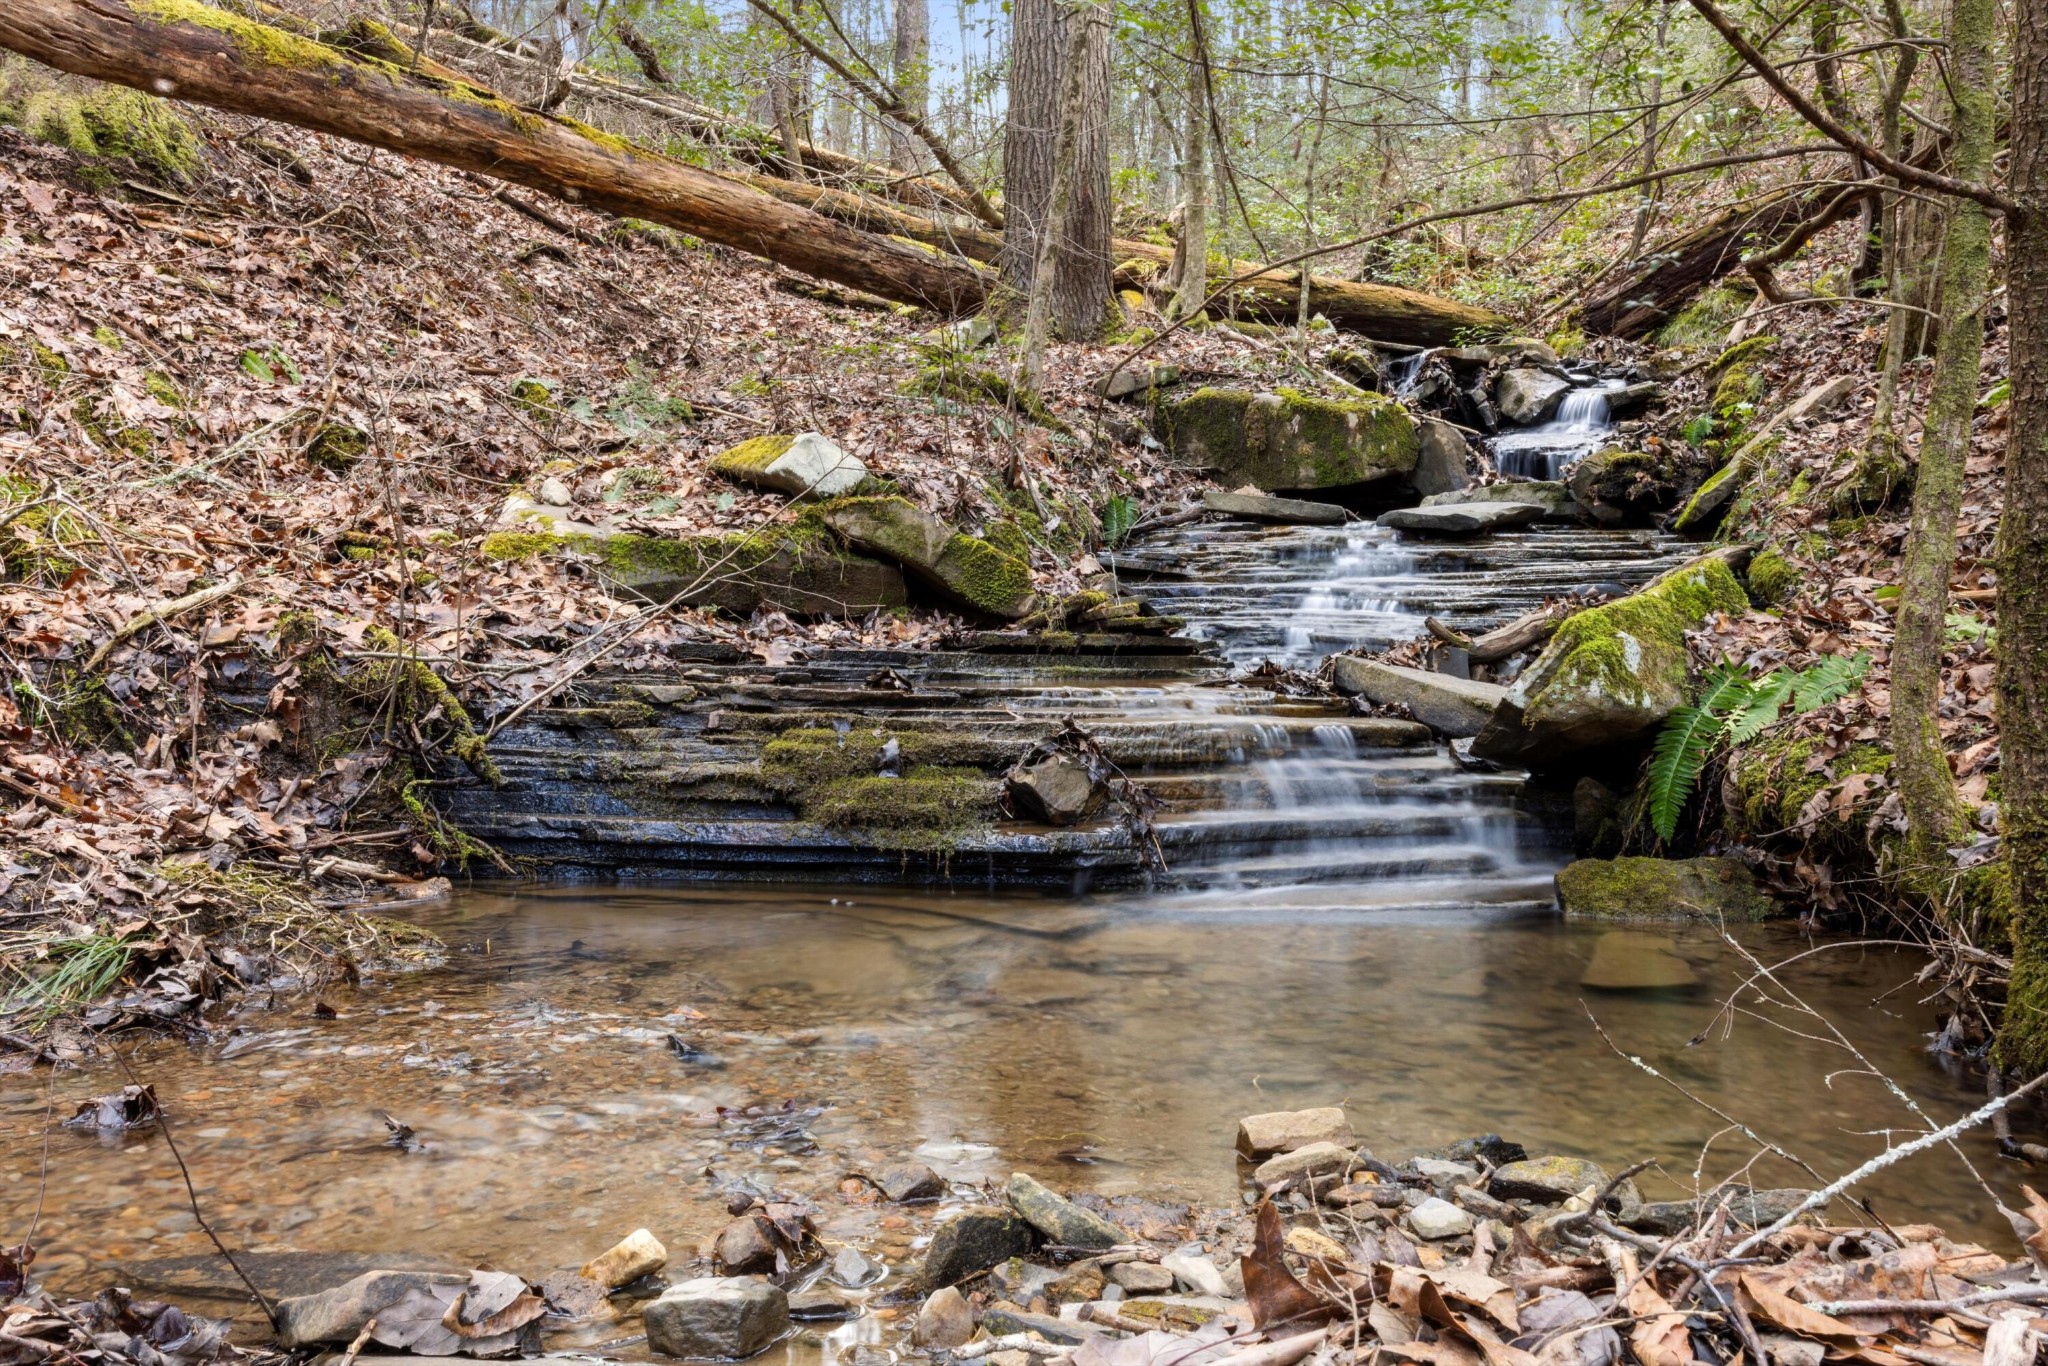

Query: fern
[[1790, 652, 1869, 711], [1725, 670, 1795, 747], [1100, 494, 1140, 549], [1646, 664, 1750, 842]]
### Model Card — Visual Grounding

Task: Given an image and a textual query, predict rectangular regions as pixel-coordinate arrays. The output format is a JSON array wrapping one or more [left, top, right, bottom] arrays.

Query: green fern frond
[[1645, 663, 1750, 842], [1725, 669, 1795, 746], [1790, 652, 1870, 712], [1100, 494, 1139, 549]]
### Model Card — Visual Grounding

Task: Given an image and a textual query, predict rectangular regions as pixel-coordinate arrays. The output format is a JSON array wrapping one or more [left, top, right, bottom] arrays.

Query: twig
[[112, 1050, 279, 1330], [954, 1335, 1073, 1358], [1811, 1286, 2048, 1316], [338, 1316, 378, 1366], [82, 575, 247, 673]]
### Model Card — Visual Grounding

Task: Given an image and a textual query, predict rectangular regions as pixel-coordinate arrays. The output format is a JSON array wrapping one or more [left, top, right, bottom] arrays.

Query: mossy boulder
[[14, 81, 201, 185], [710, 432, 868, 500], [822, 496, 1035, 620], [760, 728, 1000, 851], [1471, 553, 1751, 766], [1555, 856, 1776, 920], [1161, 387, 1420, 495], [1745, 547, 1799, 605], [1566, 448, 1679, 527]]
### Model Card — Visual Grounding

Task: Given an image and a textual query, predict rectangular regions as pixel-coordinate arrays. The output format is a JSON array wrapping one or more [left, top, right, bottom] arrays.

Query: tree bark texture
[[0, 0, 989, 313], [889, 0, 927, 171], [1995, 0, 2048, 1071], [1169, 22, 1209, 322], [1891, 0, 1995, 900], [1001, 0, 1112, 338]]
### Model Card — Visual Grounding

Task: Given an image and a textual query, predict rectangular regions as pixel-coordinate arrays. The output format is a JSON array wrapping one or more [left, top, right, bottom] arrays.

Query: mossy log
[[0, 0, 990, 314]]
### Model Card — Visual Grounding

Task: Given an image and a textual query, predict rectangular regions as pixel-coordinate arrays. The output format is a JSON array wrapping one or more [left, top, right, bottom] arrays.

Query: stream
[[2, 474, 2036, 1348]]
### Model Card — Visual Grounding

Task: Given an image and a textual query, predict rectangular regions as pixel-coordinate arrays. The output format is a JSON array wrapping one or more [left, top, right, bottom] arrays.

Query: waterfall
[[1554, 386, 1612, 429], [1490, 378, 1625, 481]]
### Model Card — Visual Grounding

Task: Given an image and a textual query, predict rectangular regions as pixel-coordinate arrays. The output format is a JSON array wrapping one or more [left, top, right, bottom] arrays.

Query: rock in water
[[1495, 368, 1571, 424], [1555, 856, 1774, 921], [1235, 1106, 1355, 1158], [1161, 388, 1421, 494], [711, 433, 869, 500], [1413, 418, 1474, 495], [913, 1286, 976, 1349], [826, 1246, 882, 1288], [579, 1229, 666, 1289], [1490, 1156, 1639, 1215], [1471, 553, 1752, 766], [1423, 480, 1578, 522], [1252, 1141, 1364, 1189], [714, 1214, 779, 1275], [274, 1271, 470, 1348], [643, 1278, 789, 1360], [876, 1163, 946, 1203], [1406, 1197, 1474, 1240], [1579, 931, 1698, 991], [1200, 489, 1349, 525], [1567, 449, 1679, 527], [1005, 754, 1105, 826], [1377, 502, 1546, 535], [1005, 1173, 1124, 1249], [920, 1207, 1036, 1286], [1329, 660, 1506, 739], [822, 496, 1036, 620]]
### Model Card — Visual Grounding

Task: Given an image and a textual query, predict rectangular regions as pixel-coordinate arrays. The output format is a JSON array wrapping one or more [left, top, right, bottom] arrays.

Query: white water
[[1490, 377, 1627, 480]]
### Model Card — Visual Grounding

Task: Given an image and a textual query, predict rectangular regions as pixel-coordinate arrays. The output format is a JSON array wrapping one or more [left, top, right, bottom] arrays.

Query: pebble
[[912, 1286, 975, 1349], [1108, 1262, 1175, 1294], [1407, 1196, 1474, 1240], [1160, 1253, 1228, 1297]]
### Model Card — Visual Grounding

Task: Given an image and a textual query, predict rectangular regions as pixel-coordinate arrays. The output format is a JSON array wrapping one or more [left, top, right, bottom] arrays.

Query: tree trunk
[[1001, 0, 1112, 338], [1019, 0, 1102, 387], [890, 0, 927, 171], [1996, 0, 2048, 1072], [1891, 0, 1995, 902], [1169, 12, 1209, 322], [0, 0, 988, 313]]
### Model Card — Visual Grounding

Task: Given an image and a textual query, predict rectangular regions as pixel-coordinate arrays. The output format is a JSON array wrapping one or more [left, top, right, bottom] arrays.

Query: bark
[[1892, 0, 1994, 903], [0, 0, 989, 313], [1168, 16, 1209, 322], [1621, 0, 1674, 267], [1001, 0, 1112, 338], [1995, 0, 2048, 1071], [889, 0, 927, 171], [612, 17, 669, 86], [1020, 0, 1101, 387]]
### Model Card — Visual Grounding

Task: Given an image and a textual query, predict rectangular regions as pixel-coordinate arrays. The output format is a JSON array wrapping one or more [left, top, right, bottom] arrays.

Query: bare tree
[[890, 0, 928, 171], [1001, 0, 1112, 339]]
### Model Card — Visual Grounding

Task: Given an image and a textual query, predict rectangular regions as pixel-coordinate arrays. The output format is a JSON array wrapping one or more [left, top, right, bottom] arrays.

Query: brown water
[[1, 882, 2032, 1328]]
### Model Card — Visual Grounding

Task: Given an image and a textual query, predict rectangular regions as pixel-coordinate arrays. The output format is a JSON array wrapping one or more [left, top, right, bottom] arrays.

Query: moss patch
[[1746, 547, 1798, 605], [1162, 387, 1419, 491], [12, 80, 201, 185], [305, 422, 368, 472], [710, 434, 796, 477], [759, 727, 999, 851], [1556, 856, 1777, 920], [1541, 557, 1750, 710]]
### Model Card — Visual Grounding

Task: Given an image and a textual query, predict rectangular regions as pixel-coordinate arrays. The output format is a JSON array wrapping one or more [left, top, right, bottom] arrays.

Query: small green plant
[[1645, 653, 1871, 841], [1100, 494, 1140, 549], [1680, 414, 1718, 445], [240, 346, 301, 384], [2, 932, 133, 1025]]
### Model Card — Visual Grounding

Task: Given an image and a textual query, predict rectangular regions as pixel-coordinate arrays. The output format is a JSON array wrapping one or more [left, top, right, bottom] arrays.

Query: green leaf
[[239, 349, 273, 383], [1789, 652, 1870, 712], [1645, 663, 1750, 842], [1100, 494, 1140, 549], [1725, 669, 1794, 746]]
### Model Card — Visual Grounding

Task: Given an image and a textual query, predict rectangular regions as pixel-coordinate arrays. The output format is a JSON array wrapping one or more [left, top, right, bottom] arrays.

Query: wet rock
[[990, 1258, 1064, 1304], [1411, 1158, 1480, 1185], [1423, 480, 1578, 522], [1377, 502, 1546, 535], [1159, 1253, 1228, 1297], [826, 1246, 883, 1289], [1285, 1227, 1350, 1262], [1201, 489, 1349, 526], [580, 1229, 666, 1290], [1627, 1187, 1812, 1236], [581, 524, 909, 618], [1607, 381, 1665, 418], [1327, 345, 1383, 390], [1580, 931, 1699, 991], [1097, 363, 1182, 399], [1235, 1106, 1355, 1158], [1496, 369, 1571, 425], [1471, 553, 1751, 766], [1109, 1262, 1176, 1294], [1406, 1197, 1474, 1240], [1005, 754, 1106, 827], [1006, 1173, 1125, 1249], [715, 1214, 779, 1275], [1573, 777, 1625, 858], [711, 433, 869, 500], [1414, 419, 1474, 496], [1438, 1135, 1527, 1167], [643, 1277, 789, 1360], [787, 1289, 855, 1322], [1330, 659, 1506, 739], [1490, 1156, 1640, 1216], [981, 1303, 1100, 1345], [1161, 388, 1421, 494], [875, 1163, 945, 1203], [1453, 1185, 1518, 1223], [1252, 1140, 1364, 1189], [823, 497, 1036, 620], [275, 1271, 470, 1348], [1567, 448, 1679, 527], [1556, 856, 1774, 921], [913, 1286, 976, 1349], [114, 1253, 457, 1307], [920, 1206, 1036, 1286]]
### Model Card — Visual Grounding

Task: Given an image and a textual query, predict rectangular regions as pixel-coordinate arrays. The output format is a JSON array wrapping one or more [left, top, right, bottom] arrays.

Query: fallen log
[[0, 0, 991, 314]]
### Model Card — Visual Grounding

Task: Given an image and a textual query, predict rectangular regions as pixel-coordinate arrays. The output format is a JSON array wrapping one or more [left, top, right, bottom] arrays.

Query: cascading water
[[1490, 377, 1627, 480]]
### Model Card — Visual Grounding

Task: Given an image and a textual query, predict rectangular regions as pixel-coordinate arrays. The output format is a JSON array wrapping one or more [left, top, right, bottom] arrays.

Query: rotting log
[[0, 0, 992, 314]]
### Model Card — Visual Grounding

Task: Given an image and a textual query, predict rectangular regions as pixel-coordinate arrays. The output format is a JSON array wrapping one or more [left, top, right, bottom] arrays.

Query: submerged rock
[[1471, 553, 1751, 766], [1495, 368, 1571, 425], [1235, 1105, 1355, 1158], [1377, 501, 1545, 535], [823, 497, 1036, 620], [1330, 659, 1506, 739], [275, 1271, 470, 1348], [920, 1206, 1036, 1286], [1578, 930, 1698, 991], [1162, 387, 1421, 495], [643, 1278, 789, 1360], [875, 1163, 946, 1203], [1555, 856, 1774, 921], [787, 1288, 856, 1322], [711, 433, 869, 500], [1201, 489, 1349, 525], [1005, 1172, 1124, 1248], [826, 1245, 883, 1288]]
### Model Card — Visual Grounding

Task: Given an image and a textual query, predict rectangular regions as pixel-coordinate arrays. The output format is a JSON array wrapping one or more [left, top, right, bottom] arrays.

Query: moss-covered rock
[[759, 727, 999, 851], [1745, 547, 1799, 605], [1555, 856, 1776, 920], [822, 496, 1035, 619], [305, 422, 368, 472], [11, 80, 202, 185], [1471, 553, 1751, 766], [710, 432, 868, 500], [1566, 448, 1679, 527], [1161, 387, 1421, 494]]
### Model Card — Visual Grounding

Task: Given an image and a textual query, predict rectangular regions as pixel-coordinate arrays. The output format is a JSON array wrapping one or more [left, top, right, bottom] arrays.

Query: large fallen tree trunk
[[0, 0, 991, 314]]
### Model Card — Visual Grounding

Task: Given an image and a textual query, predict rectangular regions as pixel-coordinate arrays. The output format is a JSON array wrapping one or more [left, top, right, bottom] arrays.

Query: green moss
[[480, 530, 566, 561], [510, 377, 555, 413], [557, 115, 636, 155], [29, 342, 68, 379], [354, 625, 500, 783], [1707, 335, 1777, 381], [904, 359, 1064, 429], [710, 434, 796, 478], [1711, 362, 1763, 424], [936, 532, 1033, 612], [1655, 284, 1749, 351], [93, 324, 122, 350], [1673, 458, 1747, 534], [1727, 736, 1891, 852], [305, 422, 367, 472], [759, 727, 997, 850], [142, 370, 183, 408], [73, 396, 152, 454], [134, 0, 342, 72], [1537, 558, 1751, 710], [1746, 547, 1798, 605], [1555, 855, 1777, 920]]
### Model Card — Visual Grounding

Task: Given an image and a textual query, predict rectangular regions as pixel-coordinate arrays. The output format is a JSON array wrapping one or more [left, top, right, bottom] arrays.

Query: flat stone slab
[[1579, 930, 1699, 991], [1202, 489, 1349, 525], [1422, 480, 1577, 521], [1330, 659, 1506, 738], [1377, 502, 1546, 535]]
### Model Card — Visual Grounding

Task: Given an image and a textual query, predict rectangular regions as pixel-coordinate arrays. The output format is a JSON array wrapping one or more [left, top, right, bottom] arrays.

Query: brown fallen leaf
[[1737, 1271, 1867, 1342], [1624, 1276, 1693, 1366], [1241, 1199, 1334, 1331]]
